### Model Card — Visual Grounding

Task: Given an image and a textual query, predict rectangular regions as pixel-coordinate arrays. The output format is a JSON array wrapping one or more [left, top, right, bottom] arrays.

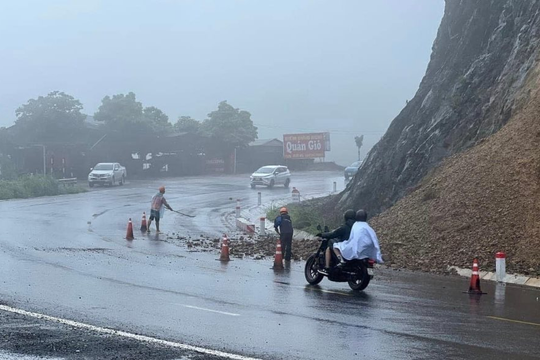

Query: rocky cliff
[[371, 62, 540, 274], [339, 0, 540, 215]]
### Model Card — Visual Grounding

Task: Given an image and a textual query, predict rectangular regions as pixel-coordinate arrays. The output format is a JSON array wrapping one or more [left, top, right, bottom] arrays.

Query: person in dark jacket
[[274, 207, 294, 261], [317, 209, 355, 275]]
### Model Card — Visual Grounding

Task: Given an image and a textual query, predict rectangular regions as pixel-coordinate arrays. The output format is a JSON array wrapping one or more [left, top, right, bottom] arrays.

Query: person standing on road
[[274, 207, 294, 261], [147, 186, 173, 233]]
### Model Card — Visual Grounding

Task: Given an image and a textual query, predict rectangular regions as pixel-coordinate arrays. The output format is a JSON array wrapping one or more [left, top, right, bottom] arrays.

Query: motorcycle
[[304, 225, 374, 291]]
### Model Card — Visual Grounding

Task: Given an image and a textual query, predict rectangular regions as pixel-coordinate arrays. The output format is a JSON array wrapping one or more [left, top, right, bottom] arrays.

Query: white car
[[88, 162, 127, 187], [250, 165, 291, 188]]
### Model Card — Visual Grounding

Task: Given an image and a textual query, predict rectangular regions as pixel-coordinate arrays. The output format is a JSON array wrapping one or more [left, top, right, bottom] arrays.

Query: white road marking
[[181, 304, 240, 317], [0, 304, 259, 360]]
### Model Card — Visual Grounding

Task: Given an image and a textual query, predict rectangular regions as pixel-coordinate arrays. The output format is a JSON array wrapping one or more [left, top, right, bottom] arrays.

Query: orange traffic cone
[[126, 218, 134, 240], [140, 212, 147, 232], [272, 238, 284, 270], [467, 257, 486, 294], [219, 234, 230, 262]]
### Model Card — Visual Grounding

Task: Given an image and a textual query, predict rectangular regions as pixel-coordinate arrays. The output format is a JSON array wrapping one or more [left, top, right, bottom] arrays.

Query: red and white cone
[[272, 238, 284, 270], [467, 257, 486, 294], [140, 212, 147, 232], [126, 218, 134, 240], [219, 234, 230, 262]]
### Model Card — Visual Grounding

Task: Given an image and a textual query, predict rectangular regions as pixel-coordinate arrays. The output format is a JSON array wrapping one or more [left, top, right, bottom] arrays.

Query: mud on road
[[164, 233, 319, 261]]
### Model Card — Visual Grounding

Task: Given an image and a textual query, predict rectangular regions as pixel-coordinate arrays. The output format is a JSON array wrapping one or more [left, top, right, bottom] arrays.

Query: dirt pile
[[371, 68, 540, 275]]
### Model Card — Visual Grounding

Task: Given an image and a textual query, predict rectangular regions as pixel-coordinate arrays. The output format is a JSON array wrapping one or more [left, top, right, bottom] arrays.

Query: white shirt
[[333, 221, 383, 263]]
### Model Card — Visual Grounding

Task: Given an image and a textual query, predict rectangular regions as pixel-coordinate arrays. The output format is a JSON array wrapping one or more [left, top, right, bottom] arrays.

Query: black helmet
[[344, 209, 355, 221], [356, 209, 367, 222]]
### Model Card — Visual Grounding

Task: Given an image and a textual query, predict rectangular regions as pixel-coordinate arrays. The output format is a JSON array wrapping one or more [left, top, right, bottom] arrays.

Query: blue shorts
[[149, 209, 160, 221]]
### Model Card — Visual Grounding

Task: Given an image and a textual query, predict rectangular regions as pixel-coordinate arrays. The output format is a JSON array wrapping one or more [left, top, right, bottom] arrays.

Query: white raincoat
[[333, 221, 383, 263]]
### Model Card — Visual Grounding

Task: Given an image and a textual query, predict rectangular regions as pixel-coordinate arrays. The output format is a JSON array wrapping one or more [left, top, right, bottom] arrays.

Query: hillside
[[338, 0, 540, 215], [371, 62, 540, 274]]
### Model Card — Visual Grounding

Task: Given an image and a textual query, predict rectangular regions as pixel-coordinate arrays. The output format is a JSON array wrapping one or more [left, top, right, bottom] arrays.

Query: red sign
[[205, 158, 225, 173], [283, 133, 329, 159]]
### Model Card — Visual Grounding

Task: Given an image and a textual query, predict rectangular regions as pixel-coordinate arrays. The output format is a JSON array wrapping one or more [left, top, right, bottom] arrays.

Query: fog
[[0, 0, 443, 166]]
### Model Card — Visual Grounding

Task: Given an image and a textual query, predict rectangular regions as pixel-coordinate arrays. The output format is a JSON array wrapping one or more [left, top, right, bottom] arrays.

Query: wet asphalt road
[[1, 171, 540, 360]]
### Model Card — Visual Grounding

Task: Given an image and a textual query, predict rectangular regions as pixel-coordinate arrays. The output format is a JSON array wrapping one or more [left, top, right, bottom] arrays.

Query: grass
[[0, 175, 87, 200], [266, 196, 338, 234]]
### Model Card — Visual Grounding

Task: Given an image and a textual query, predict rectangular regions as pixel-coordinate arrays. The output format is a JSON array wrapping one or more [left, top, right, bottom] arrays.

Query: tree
[[15, 91, 85, 143], [174, 116, 201, 133], [94, 93, 173, 136], [201, 101, 258, 151], [355, 135, 364, 160], [0, 127, 17, 180], [143, 106, 172, 134], [94, 92, 147, 133], [0, 127, 13, 153]]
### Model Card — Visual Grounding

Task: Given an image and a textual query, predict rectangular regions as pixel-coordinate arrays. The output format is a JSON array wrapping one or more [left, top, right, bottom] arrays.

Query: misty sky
[[0, 0, 444, 166]]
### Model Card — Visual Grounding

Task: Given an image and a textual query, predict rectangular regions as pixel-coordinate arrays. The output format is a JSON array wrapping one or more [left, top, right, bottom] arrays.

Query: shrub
[[267, 201, 327, 234], [0, 175, 86, 200]]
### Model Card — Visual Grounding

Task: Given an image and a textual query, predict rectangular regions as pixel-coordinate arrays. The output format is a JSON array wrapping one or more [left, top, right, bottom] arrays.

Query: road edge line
[[0, 304, 261, 360]]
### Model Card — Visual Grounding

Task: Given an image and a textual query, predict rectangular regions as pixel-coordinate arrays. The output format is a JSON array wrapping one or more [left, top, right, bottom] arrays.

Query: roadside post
[[235, 199, 241, 218], [292, 187, 300, 202], [258, 192, 262, 206], [496, 252, 506, 282], [333, 181, 337, 193], [259, 217, 266, 236]]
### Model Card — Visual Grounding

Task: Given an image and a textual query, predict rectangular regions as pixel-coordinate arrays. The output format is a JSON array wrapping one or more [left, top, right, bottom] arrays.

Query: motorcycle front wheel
[[305, 254, 324, 285], [348, 265, 370, 291]]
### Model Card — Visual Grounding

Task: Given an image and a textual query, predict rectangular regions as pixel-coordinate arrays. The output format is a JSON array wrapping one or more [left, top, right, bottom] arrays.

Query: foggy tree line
[[0, 91, 258, 158]]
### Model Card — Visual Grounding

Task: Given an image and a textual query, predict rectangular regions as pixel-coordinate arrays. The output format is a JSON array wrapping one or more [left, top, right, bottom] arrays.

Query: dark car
[[344, 161, 361, 180]]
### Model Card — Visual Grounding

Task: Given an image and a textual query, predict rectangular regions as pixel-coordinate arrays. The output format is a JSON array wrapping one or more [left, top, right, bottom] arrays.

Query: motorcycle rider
[[333, 209, 384, 266], [317, 209, 356, 276]]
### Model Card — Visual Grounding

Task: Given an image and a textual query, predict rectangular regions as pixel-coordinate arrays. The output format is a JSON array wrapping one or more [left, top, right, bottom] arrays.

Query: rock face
[[371, 64, 540, 274], [339, 0, 540, 215]]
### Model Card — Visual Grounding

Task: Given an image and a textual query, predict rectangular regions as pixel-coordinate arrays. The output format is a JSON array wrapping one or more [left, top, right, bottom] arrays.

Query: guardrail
[[57, 178, 78, 187]]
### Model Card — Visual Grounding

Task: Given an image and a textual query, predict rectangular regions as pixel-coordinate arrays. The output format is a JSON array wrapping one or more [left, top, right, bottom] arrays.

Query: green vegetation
[[0, 175, 86, 200], [94, 92, 173, 134], [266, 196, 337, 234], [174, 116, 201, 133], [201, 101, 258, 154], [15, 91, 86, 143]]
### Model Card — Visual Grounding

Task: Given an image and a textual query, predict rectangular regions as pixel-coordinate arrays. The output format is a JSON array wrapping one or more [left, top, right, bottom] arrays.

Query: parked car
[[344, 161, 362, 180], [250, 165, 291, 188], [88, 162, 127, 187]]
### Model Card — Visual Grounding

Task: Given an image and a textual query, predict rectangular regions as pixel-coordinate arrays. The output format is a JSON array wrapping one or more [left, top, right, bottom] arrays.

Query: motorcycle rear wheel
[[348, 265, 370, 291], [305, 254, 324, 285]]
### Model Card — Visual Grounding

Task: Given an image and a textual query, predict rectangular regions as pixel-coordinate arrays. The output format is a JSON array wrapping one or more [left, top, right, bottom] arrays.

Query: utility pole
[[36, 144, 46, 175], [233, 147, 237, 174], [355, 135, 364, 161]]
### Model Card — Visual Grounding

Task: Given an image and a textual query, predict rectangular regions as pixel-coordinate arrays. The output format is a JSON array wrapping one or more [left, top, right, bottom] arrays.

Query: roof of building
[[249, 138, 283, 147]]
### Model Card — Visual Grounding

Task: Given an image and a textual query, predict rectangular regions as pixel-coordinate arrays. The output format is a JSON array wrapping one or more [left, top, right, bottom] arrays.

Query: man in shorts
[[147, 186, 173, 233]]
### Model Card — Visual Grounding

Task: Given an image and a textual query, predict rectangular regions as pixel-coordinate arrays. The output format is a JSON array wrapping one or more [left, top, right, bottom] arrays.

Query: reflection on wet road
[[0, 172, 539, 359]]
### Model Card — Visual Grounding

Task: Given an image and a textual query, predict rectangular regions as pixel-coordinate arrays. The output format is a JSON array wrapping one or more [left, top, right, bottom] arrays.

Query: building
[[236, 138, 284, 173]]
